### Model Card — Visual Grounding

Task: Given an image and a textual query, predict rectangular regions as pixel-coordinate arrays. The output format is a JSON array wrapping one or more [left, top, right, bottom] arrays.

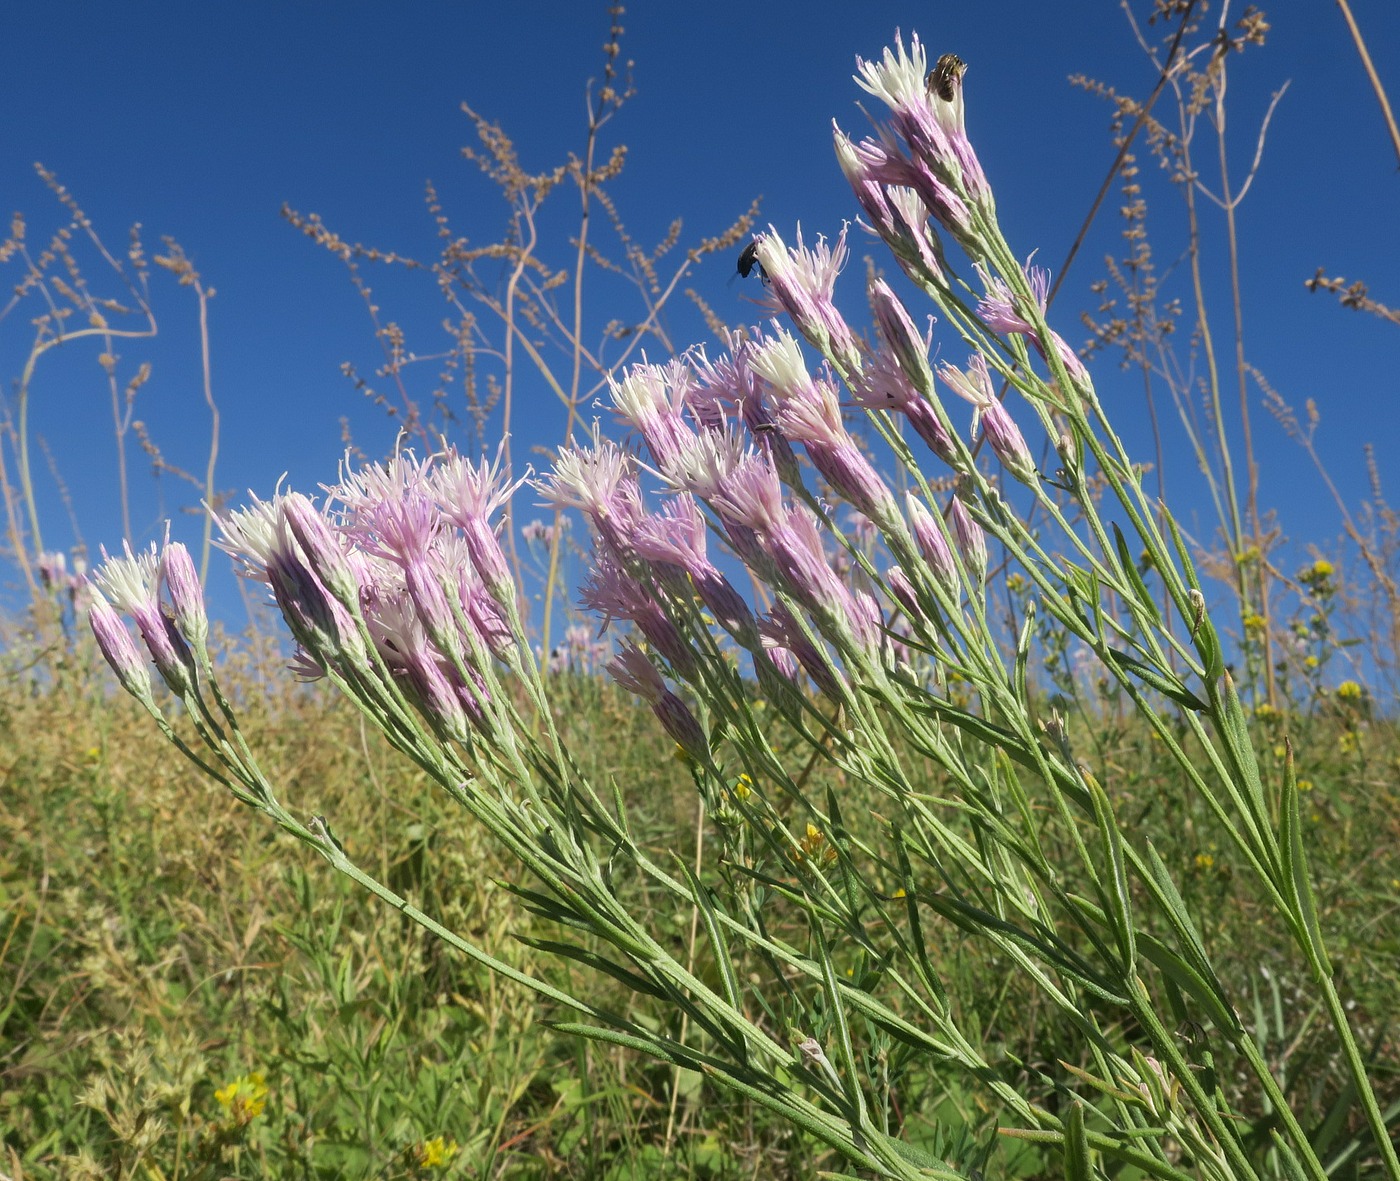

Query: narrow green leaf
[[677, 860, 744, 1014], [1014, 600, 1035, 706], [1104, 647, 1207, 712], [1215, 671, 1273, 844], [1269, 1130, 1311, 1181], [1085, 771, 1135, 974], [1063, 1099, 1092, 1181], [517, 938, 668, 1000], [1280, 739, 1331, 972], [1112, 522, 1161, 623]]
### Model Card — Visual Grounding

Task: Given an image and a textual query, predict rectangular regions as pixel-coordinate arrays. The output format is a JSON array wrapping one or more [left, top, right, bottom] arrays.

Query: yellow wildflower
[[1336, 681, 1363, 701], [416, 1136, 460, 1169], [733, 774, 753, 801], [1297, 778, 1314, 793], [215, 1072, 268, 1124], [1242, 612, 1266, 634], [1194, 853, 1215, 871]]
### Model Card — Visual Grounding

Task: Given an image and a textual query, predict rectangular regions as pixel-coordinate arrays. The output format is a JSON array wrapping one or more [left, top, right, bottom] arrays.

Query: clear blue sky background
[[4, 0, 1398, 623]]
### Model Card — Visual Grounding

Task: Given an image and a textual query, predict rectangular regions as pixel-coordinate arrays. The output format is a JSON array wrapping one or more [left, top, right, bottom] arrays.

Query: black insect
[[927, 52, 966, 102], [736, 240, 769, 284]]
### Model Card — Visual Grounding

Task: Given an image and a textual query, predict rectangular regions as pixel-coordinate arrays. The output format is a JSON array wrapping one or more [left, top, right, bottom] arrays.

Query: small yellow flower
[[1255, 703, 1279, 721], [1303, 656, 1319, 670], [1338, 732, 1359, 755], [1242, 612, 1266, 634], [215, 1072, 268, 1124], [1336, 681, 1363, 701], [1194, 853, 1215, 871], [415, 1136, 460, 1169], [1297, 778, 1314, 793], [1306, 559, 1334, 580], [733, 774, 753, 801]]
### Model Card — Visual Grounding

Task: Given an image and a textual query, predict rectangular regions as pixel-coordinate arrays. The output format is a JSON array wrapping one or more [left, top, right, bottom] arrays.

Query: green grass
[[2, 632, 1397, 1179]]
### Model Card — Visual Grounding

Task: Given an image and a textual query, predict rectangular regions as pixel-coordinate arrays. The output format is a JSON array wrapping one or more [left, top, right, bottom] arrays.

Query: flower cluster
[[88, 450, 528, 756], [214, 1071, 268, 1125]]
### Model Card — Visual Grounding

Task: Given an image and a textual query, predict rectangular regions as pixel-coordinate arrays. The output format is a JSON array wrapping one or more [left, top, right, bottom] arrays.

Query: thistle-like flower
[[752, 226, 862, 376], [940, 355, 1038, 484], [607, 642, 707, 759]]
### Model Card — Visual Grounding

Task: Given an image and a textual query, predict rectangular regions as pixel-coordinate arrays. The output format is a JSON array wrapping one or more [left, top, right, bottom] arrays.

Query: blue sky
[[4, 0, 1399, 623]]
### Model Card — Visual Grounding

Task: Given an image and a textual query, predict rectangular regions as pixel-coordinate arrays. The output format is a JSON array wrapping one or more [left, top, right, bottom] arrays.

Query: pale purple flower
[[281, 492, 358, 606], [976, 263, 1090, 389], [93, 541, 194, 695], [215, 492, 292, 585], [537, 431, 644, 561], [160, 542, 208, 651], [746, 334, 897, 523], [88, 593, 154, 702], [870, 279, 934, 395], [853, 32, 991, 207], [428, 448, 524, 602], [940, 355, 1038, 484], [906, 492, 959, 598], [886, 565, 921, 618], [609, 358, 697, 476], [759, 605, 843, 701], [37, 550, 67, 590], [267, 538, 346, 664], [580, 552, 697, 679], [834, 127, 947, 285], [520, 518, 557, 545], [607, 642, 707, 759], [949, 497, 988, 588], [634, 496, 760, 650], [752, 226, 862, 375]]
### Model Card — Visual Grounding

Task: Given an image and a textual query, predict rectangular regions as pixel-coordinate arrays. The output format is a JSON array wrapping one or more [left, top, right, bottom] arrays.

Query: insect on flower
[[735, 239, 769, 285], [926, 52, 966, 101]]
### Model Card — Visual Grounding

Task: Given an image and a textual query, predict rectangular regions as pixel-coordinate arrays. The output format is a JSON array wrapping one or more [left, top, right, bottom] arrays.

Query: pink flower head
[[215, 492, 289, 582], [854, 32, 990, 208], [906, 492, 959, 598], [855, 344, 960, 469], [93, 541, 194, 695], [759, 604, 843, 702], [833, 125, 948, 284], [609, 358, 697, 476], [280, 492, 358, 606], [364, 488, 441, 568], [886, 565, 921, 618], [536, 429, 644, 562], [752, 226, 862, 375], [869, 278, 935, 396], [160, 541, 208, 651], [975, 262, 1091, 390], [88, 592, 154, 702], [608, 642, 707, 759], [428, 448, 523, 602], [940, 355, 1037, 484], [634, 495, 760, 649], [580, 552, 697, 679], [949, 496, 988, 588]]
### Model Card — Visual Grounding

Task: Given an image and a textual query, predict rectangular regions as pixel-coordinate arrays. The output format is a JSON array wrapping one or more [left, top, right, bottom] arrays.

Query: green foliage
[[2, 639, 1397, 1177]]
